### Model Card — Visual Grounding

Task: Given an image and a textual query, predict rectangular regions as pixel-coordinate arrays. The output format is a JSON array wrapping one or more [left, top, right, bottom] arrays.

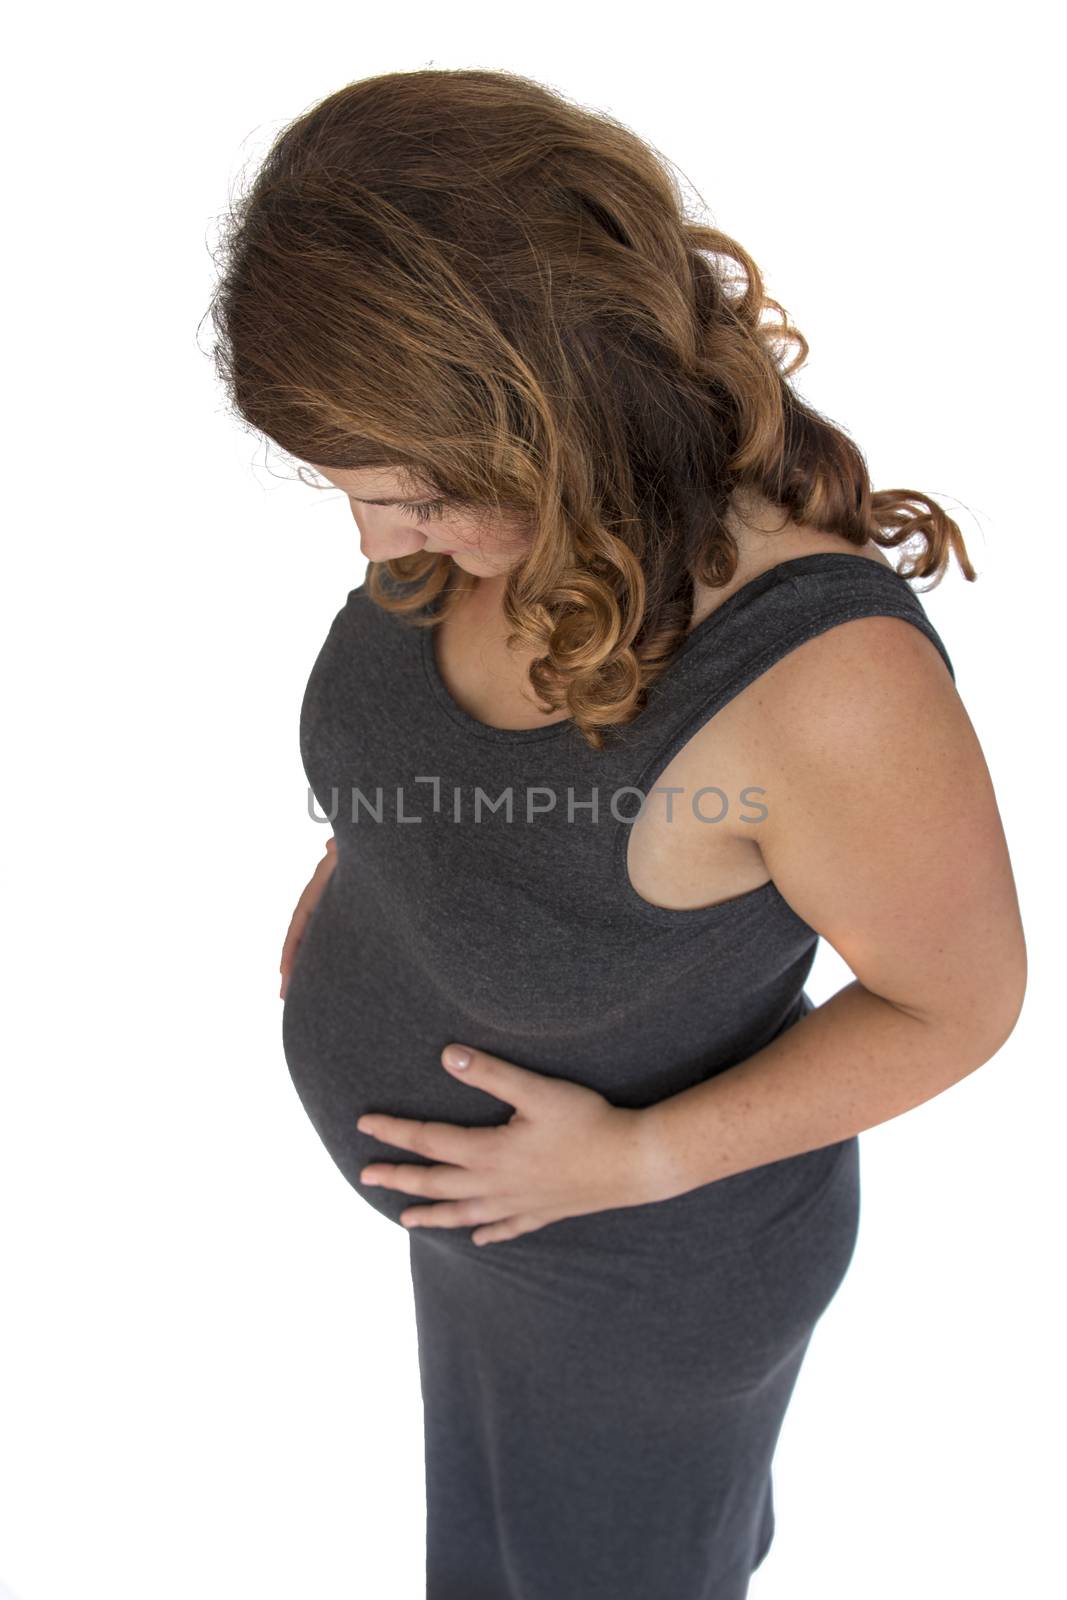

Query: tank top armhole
[[608, 561, 956, 926]]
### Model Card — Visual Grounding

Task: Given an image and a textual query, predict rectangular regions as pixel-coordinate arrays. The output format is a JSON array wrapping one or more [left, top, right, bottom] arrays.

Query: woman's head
[[207, 66, 974, 749]]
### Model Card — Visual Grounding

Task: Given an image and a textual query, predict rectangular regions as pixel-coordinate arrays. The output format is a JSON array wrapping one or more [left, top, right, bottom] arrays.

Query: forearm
[[639, 979, 1013, 1198]]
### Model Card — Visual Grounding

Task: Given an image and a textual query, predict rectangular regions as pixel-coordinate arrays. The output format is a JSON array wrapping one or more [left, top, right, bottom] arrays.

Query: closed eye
[[400, 499, 447, 523], [349, 496, 447, 522]]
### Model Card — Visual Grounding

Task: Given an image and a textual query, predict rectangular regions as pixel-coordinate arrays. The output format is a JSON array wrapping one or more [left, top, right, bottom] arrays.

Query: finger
[[440, 1044, 549, 1113], [471, 1215, 539, 1246], [279, 936, 302, 981], [279, 933, 303, 986], [356, 1113, 486, 1165], [399, 1197, 511, 1230], [360, 1161, 479, 1200], [298, 873, 326, 910], [296, 853, 334, 914], [309, 854, 335, 887], [280, 908, 309, 971]]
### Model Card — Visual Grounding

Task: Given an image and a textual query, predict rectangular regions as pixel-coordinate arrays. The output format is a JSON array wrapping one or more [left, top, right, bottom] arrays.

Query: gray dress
[[281, 552, 956, 1598]]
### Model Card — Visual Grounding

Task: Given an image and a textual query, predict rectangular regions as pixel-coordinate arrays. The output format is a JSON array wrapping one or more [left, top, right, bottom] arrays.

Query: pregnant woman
[[210, 68, 1026, 1599]]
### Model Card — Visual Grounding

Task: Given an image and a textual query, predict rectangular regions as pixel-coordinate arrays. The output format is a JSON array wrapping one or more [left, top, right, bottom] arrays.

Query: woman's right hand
[[279, 835, 338, 1000]]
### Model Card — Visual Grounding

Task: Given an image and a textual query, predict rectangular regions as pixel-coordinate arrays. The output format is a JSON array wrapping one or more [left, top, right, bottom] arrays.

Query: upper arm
[[753, 615, 1027, 1049]]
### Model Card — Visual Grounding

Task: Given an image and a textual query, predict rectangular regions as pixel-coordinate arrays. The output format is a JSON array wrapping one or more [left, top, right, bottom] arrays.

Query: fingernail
[[443, 1046, 471, 1070]]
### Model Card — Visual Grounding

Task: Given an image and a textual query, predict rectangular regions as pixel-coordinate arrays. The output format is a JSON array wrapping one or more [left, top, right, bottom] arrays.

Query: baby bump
[[280, 877, 514, 1227]]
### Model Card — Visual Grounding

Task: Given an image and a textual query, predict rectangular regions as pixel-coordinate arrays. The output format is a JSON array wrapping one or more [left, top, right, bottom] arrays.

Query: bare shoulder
[[679, 484, 945, 811], [754, 610, 957, 736]]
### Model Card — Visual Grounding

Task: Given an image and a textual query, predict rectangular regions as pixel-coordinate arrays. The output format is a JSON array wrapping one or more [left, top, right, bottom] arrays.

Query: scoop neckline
[[418, 550, 905, 743]]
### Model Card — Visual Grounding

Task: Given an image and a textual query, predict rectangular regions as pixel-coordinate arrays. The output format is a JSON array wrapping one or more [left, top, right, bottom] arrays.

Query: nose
[[348, 500, 434, 561]]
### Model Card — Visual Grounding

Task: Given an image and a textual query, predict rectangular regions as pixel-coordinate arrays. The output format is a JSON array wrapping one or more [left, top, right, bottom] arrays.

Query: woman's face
[[308, 463, 532, 578]]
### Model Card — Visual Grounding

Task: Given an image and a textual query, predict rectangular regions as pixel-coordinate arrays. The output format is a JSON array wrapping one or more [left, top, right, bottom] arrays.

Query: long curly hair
[[207, 66, 976, 751]]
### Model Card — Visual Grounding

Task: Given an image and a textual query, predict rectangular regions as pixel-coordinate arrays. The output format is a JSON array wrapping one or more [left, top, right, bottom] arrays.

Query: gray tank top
[[282, 551, 955, 1243]]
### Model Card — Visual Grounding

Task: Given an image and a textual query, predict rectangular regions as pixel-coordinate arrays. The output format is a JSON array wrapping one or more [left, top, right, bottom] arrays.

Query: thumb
[[440, 1043, 543, 1111]]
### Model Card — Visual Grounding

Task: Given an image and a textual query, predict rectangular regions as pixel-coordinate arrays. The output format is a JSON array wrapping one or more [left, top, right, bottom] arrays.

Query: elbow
[[991, 961, 1027, 1053], [884, 939, 1027, 1067], [969, 940, 1028, 1061]]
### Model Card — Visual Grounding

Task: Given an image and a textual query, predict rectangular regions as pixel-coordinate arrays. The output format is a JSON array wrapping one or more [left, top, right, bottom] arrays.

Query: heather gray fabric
[[282, 551, 955, 1599]]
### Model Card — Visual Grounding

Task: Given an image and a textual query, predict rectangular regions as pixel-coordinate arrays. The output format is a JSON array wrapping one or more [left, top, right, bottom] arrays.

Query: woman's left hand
[[356, 1043, 672, 1245]]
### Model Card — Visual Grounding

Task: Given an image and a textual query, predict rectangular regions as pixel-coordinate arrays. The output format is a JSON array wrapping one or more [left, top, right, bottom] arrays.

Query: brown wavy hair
[[206, 66, 976, 750]]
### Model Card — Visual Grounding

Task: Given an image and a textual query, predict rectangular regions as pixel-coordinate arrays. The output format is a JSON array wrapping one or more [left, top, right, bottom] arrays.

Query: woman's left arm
[[641, 614, 1028, 1199]]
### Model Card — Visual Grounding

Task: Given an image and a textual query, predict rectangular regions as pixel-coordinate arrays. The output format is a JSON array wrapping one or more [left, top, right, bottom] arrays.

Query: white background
[[2, 4, 1061, 1597]]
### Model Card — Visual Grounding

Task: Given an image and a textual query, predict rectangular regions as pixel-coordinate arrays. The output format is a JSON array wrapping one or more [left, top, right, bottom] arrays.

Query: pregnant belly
[[281, 877, 848, 1251], [280, 878, 515, 1229]]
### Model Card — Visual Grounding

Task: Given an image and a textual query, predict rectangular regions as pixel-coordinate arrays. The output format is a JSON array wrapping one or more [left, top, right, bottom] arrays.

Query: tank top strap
[[608, 551, 956, 772]]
